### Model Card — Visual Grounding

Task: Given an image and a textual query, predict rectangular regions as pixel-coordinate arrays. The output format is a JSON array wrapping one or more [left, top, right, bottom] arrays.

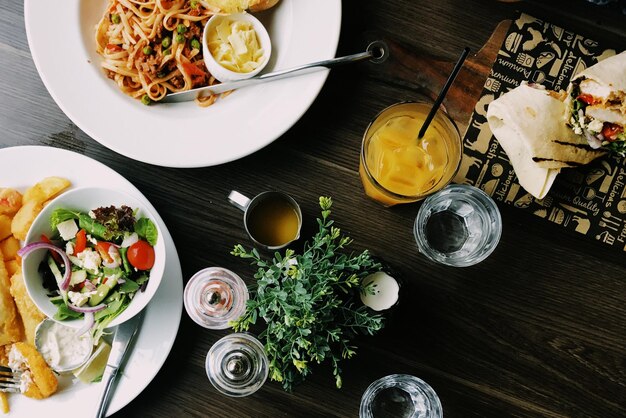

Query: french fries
[[22, 177, 71, 205], [0, 215, 11, 241], [0, 189, 22, 217], [0, 251, 23, 346], [0, 177, 70, 413], [9, 271, 45, 346], [10, 177, 71, 241], [5, 260, 18, 277], [0, 391, 8, 414], [10, 200, 43, 242], [0, 237, 20, 261]]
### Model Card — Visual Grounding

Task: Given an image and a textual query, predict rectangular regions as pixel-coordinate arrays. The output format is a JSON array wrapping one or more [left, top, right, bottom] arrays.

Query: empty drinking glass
[[414, 184, 502, 267], [360, 374, 443, 418]]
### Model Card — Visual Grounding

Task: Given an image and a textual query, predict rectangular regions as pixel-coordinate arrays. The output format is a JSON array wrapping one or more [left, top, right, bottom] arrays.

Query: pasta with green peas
[[95, 0, 224, 106]]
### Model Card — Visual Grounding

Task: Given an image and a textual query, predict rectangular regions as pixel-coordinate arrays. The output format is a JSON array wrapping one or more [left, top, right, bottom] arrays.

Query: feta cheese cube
[[57, 219, 79, 241], [68, 291, 89, 307], [78, 248, 101, 273], [66, 241, 75, 256]]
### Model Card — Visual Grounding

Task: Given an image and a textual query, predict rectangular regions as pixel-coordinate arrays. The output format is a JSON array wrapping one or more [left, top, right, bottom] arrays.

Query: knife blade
[[94, 311, 144, 418], [160, 40, 388, 103]]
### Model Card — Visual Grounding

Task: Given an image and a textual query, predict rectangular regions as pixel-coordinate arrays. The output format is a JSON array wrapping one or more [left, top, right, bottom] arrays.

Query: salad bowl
[[21, 187, 166, 331]]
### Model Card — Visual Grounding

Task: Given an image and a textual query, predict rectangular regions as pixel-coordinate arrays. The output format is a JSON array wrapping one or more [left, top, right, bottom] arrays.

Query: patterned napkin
[[457, 13, 626, 252]]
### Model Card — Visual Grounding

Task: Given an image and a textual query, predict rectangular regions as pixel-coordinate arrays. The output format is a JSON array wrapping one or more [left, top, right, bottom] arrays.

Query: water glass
[[360, 374, 443, 418], [414, 184, 502, 267]]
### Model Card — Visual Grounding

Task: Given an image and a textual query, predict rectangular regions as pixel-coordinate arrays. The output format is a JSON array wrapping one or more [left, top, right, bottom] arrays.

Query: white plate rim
[[0, 145, 183, 417], [24, 0, 342, 168]]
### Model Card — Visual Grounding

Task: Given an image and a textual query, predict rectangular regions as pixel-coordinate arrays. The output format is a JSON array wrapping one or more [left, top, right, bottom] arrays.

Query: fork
[[0, 366, 22, 393]]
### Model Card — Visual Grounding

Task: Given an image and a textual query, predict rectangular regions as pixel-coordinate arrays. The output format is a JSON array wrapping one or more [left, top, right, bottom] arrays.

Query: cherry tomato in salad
[[74, 229, 87, 254], [127, 240, 155, 270], [602, 122, 623, 141]]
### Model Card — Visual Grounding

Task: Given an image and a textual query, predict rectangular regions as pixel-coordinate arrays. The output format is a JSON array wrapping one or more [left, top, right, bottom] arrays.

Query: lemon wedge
[[72, 339, 111, 384]]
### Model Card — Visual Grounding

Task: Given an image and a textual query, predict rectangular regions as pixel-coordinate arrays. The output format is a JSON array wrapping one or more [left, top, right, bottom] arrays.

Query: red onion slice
[[68, 302, 106, 313], [83, 281, 96, 292], [76, 312, 94, 336], [18, 241, 72, 291], [69, 303, 105, 335]]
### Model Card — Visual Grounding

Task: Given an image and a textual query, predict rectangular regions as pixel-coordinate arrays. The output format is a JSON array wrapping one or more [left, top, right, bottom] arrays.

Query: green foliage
[[231, 197, 385, 391]]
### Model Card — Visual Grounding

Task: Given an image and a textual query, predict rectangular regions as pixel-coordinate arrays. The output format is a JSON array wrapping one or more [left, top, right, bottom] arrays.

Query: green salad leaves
[[231, 197, 385, 391], [46, 206, 158, 343]]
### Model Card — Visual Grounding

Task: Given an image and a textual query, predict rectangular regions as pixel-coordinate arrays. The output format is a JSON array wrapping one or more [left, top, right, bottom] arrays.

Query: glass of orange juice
[[359, 101, 462, 206]]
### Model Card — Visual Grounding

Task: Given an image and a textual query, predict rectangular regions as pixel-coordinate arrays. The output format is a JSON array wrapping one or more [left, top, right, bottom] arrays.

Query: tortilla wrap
[[487, 84, 603, 198], [572, 50, 626, 91]]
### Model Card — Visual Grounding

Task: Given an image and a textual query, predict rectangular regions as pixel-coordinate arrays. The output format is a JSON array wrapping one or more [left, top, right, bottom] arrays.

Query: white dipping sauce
[[36, 319, 93, 372]]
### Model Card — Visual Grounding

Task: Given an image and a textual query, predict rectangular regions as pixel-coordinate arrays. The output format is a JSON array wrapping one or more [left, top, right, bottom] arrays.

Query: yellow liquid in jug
[[247, 197, 300, 247]]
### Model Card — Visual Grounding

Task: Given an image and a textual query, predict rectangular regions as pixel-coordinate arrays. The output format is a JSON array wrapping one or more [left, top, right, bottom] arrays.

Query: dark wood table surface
[[2, 0, 626, 417]]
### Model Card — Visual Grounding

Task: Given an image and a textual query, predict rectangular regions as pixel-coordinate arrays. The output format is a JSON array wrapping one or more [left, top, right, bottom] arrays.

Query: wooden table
[[2, 0, 625, 416]]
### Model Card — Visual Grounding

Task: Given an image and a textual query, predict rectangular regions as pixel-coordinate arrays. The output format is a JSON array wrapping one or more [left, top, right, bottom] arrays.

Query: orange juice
[[360, 102, 462, 206]]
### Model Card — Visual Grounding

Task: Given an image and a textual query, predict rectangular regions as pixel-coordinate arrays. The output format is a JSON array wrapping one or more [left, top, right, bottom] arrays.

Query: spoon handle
[[162, 41, 387, 103]]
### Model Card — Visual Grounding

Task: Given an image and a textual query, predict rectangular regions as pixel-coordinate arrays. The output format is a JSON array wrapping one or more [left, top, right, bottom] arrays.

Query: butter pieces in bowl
[[203, 12, 271, 82]]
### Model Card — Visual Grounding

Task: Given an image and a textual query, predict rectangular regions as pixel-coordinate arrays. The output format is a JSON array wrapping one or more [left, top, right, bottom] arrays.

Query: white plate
[[0, 146, 183, 417], [24, 0, 342, 167]]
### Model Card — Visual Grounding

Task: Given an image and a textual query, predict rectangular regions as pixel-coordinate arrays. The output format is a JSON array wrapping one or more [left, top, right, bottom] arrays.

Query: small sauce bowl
[[35, 318, 94, 373], [202, 12, 272, 82]]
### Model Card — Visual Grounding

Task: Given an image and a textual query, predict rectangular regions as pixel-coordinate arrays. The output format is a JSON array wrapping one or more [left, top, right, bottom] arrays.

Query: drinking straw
[[418, 47, 470, 139]]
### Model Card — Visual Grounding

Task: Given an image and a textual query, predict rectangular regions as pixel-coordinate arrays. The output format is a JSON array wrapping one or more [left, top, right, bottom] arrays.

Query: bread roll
[[248, 0, 280, 12], [207, 0, 280, 13]]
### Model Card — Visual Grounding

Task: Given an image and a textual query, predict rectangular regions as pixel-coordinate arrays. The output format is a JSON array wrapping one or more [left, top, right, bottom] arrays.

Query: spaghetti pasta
[[95, 0, 225, 104]]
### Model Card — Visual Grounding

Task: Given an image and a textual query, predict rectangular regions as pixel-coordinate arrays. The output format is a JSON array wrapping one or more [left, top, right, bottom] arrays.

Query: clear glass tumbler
[[360, 374, 443, 418], [414, 184, 502, 267]]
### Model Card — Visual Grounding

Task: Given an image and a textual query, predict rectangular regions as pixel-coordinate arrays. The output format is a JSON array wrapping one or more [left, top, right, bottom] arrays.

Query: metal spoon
[[161, 40, 388, 103]]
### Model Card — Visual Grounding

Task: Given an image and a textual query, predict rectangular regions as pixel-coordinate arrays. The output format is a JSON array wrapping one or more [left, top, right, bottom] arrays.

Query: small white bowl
[[202, 12, 272, 82], [22, 187, 166, 329], [35, 318, 93, 373]]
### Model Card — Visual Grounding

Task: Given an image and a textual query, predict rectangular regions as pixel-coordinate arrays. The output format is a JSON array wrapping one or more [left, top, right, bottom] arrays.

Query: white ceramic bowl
[[22, 187, 166, 329], [202, 12, 272, 82]]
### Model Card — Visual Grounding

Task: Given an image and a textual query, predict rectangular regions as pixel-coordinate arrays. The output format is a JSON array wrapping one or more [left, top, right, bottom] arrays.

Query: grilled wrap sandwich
[[565, 51, 626, 156], [487, 83, 604, 198]]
